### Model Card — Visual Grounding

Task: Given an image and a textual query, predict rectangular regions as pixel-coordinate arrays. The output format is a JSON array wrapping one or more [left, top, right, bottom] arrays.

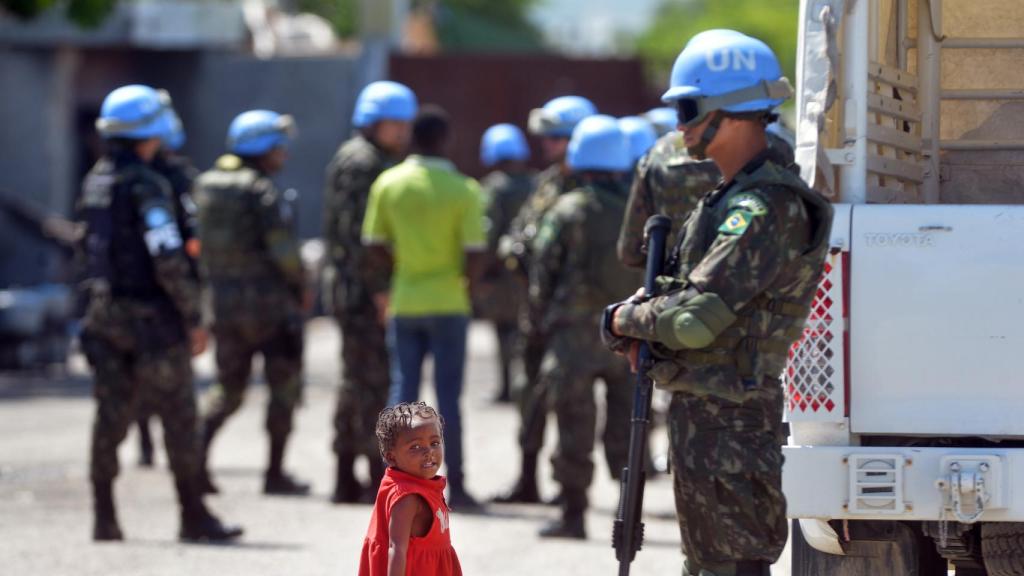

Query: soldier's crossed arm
[[133, 178, 201, 327]]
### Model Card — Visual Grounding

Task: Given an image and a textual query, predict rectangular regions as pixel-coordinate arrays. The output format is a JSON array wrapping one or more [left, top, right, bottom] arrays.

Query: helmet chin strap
[[685, 112, 722, 160]]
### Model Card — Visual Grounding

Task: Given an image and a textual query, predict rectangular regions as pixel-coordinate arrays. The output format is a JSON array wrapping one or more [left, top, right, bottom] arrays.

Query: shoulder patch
[[727, 193, 768, 216], [144, 206, 173, 228], [718, 209, 753, 236]]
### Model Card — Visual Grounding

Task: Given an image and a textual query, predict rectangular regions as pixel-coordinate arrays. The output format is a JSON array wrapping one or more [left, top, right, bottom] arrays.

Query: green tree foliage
[[295, 0, 357, 38], [635, 0, 800, 88], [2, 0, 117, 27], [438, 0, 539, 27]]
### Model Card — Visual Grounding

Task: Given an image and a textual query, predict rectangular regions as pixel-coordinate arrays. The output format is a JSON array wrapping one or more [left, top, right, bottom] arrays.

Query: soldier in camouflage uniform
[[323, 81, 417, 502], [605, 31, 832, 575], [617, 130, 792, 270], [194, 110, 309, 496], [475, 123, 535, 403], [533, 115, 641, 539], [493, 95, 596, 504], [80, 84, 241, 542], [137, 107, 200, 468]]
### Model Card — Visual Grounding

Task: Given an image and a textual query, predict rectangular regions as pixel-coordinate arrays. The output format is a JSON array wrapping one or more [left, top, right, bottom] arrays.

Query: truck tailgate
[[850, 204, 1024, 436]]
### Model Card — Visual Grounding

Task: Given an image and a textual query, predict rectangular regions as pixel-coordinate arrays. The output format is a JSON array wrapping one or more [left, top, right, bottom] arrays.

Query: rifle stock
[[613, 214, 672, 576]]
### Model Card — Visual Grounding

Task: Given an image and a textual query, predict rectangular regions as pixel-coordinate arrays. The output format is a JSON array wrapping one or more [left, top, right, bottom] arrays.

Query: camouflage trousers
[[545, 322, 632, 495], [332, 308, 390, 459], [85, 333, 200, 485], [668, 378, 788, 570], [202, 314, 304, 441], [516, 329, 548, 454]]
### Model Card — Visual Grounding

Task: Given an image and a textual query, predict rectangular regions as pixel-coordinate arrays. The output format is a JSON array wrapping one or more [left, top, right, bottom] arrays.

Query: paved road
[[0, 318, 791, 575]]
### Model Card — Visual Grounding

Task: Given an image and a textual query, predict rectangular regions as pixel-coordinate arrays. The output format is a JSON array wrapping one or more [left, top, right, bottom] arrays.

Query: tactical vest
[[659, 158, 833, 381], [194, 163, 279, 283], [80, 157, 172, 304]]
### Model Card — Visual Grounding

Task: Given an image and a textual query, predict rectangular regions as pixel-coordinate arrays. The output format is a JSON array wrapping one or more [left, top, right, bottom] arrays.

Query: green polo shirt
[[362, 155, 485, 317]]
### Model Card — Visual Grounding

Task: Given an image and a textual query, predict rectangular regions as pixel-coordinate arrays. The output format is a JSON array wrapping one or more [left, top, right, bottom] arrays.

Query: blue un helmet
[[227, 110, 296, 156], [617, 116, 658, 164], [662, 29, 792, 130], [644, 106, 678, 136], [95, 84, 175, 140], [162, 109, 186, 151], [566, 114, 631, 173], [352, 81, 418, 128], [480, 123, 530, 168], [528, 95, 597, 138]]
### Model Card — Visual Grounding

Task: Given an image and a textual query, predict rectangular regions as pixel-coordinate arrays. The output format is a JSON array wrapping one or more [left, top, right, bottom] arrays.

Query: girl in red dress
[[359, 402, 462, 576]]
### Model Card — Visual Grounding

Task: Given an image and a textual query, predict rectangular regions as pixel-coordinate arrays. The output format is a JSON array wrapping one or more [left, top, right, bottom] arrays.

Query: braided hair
[[375, 402, 445, 459]]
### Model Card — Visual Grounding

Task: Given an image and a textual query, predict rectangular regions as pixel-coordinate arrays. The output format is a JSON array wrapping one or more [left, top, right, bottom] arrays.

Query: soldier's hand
[[626, 341, 640, 373], [372, 293, 390, 326], [301, 288, 315, 314], [190, 328, 209, 357]]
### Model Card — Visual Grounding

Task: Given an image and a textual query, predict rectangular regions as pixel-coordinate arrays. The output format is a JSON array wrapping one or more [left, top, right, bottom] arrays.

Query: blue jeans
[[386, 314, 469, 488]]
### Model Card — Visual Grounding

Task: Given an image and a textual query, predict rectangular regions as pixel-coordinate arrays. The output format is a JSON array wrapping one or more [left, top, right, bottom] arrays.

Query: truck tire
[[982, 523, 1024, 576], [792, 520, 946, 576]]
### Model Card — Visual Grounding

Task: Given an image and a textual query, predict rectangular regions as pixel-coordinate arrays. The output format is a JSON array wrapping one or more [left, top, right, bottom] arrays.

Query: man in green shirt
[[362, 105, 486, 507]]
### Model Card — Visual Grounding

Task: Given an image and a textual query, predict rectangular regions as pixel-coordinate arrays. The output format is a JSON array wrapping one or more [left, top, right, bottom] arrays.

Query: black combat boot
[[137, 417, 154, 468], [448, 481, 482, 512], [491, 452, 541, 504], [264, 435, 310, 496], [331, 452, 364, 504], [92, 481, 124, 541], [733, 561, 771, 576], [176, 478, 243, 543], [365, 457, 385, 502], [197, 422, 220, 494], [538, 490, 586, 539]]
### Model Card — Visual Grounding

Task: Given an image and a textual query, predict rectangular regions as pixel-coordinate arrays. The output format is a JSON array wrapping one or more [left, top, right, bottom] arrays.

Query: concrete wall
[[0, 47, 77, 287]]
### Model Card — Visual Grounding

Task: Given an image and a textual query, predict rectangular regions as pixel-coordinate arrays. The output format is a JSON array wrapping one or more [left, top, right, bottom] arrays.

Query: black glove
[[601, 301, 631, 353]]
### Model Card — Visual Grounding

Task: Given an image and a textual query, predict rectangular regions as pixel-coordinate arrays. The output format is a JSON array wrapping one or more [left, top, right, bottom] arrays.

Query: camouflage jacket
[[475, 168, 535, 322], [531, 175, 642, 333], [193, 154, 304, 302], [617, 132, 719, 269], [613, 150, 833, 401], [77, 150, 200, 348], [322, 133, 396, 311]]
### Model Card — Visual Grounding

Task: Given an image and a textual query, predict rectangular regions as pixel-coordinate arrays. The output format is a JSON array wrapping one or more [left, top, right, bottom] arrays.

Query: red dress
[[358, 468, 462, 576]]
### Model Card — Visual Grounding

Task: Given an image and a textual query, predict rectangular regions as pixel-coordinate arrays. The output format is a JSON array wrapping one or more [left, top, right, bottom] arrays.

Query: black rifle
[[613, 214, 672, 576]]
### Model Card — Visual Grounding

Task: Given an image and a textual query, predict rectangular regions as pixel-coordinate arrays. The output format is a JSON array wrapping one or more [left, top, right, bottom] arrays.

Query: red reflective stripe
[[842, 251, 851, 418]]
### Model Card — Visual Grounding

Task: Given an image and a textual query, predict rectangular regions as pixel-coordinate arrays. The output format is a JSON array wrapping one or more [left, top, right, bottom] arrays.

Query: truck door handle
[[919, 225, 953, 232]]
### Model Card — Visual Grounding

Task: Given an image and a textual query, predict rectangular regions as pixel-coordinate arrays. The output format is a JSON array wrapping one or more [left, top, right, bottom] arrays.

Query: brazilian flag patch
[[718, 209, 753, 236]]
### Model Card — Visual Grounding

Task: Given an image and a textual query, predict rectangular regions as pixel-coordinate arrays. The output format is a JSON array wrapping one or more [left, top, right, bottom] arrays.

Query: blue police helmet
[[566, 114, 631, 173], [528, 95, 597, 137], [95, 84, 175, 140], [227, 110, 296, 156], [662, 29, 792, 126], [617, 116, 658, 164], [644, 107, 678, 136], [162, 109, 186, 151], [352, 81, 418, 128], [480, 123, 530, 168]]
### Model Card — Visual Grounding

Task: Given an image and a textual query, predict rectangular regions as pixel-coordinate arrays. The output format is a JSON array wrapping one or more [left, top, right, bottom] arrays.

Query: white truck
[[784, 1, 1024, 574]]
